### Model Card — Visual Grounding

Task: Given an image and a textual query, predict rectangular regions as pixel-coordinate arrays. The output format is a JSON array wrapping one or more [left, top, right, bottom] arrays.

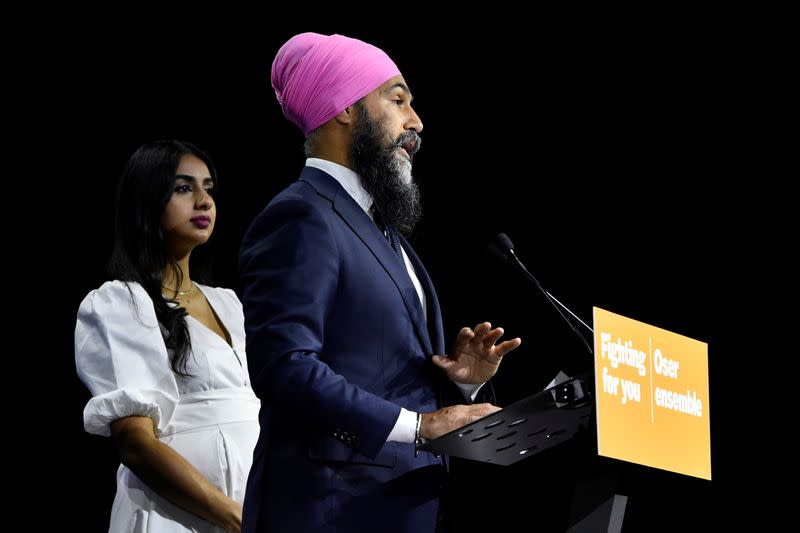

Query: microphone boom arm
[[489, 233, 594, 356]]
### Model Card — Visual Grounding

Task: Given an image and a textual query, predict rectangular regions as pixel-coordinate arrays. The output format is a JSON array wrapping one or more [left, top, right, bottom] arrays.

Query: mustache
[[393, 130, 422, 158]]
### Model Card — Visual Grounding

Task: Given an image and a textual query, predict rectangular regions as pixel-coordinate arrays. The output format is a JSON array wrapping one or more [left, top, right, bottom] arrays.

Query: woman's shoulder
[[83, 280, 148, 302], [78, 280, 152, 315]]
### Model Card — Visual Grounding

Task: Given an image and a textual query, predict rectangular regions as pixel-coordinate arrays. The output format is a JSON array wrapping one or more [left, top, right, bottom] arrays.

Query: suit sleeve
[[239, 195, 400, 458]]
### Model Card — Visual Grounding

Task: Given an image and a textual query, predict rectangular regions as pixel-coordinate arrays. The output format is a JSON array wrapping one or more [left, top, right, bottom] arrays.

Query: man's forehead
[[379, 77, 413, 99]]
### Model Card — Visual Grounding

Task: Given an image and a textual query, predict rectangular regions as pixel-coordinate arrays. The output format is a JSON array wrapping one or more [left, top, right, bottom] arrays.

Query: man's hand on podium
[[420, 403, 501, 440]]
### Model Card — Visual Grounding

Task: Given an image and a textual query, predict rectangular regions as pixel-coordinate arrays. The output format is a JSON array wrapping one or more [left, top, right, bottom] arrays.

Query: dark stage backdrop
[[34, 15, 759, 532]]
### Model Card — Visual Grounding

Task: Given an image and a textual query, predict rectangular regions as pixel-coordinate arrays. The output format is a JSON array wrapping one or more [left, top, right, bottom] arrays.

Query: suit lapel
[[300, 168, 433, 355], [397, 233, 445, 355]]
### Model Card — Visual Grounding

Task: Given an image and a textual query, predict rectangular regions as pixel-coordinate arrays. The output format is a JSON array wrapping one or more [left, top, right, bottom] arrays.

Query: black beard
[[350, 104, 422, 236]]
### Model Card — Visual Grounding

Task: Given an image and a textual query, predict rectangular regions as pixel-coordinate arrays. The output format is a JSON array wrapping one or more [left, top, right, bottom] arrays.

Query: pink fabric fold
[[271, 32, 400, 136]]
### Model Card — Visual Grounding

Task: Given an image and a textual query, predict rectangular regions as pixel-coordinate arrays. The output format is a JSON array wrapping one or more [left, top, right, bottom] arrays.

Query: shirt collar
[[305, 158, 374, 215]]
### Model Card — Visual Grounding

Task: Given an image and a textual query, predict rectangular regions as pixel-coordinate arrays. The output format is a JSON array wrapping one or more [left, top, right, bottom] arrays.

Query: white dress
[[75, 281, 261, 533]]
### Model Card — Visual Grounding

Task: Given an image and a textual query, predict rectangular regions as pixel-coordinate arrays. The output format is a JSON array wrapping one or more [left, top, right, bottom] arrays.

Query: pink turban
[[271, 32, 401, 136]]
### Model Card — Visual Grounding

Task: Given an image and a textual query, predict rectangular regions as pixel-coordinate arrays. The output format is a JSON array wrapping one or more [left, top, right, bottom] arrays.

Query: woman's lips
[[191, 216, 211, 228]]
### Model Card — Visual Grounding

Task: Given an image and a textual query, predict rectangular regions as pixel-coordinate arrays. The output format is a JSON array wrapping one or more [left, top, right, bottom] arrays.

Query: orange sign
[[593, 307, 711, 480]]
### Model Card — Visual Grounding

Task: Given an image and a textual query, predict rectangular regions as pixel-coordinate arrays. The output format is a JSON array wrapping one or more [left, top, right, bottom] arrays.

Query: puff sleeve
[[75, 281, 180, 437]]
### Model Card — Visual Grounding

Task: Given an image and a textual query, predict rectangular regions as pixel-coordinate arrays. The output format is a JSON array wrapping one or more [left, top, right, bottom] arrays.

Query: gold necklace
[[161, 282, 196, 297]]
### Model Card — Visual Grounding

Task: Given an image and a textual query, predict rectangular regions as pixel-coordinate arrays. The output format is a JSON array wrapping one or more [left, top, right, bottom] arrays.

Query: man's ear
[[333, 105, 356, 126]]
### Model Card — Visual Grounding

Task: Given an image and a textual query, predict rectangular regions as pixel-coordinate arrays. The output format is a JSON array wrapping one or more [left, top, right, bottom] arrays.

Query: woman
[[75, 140, 259, 532]]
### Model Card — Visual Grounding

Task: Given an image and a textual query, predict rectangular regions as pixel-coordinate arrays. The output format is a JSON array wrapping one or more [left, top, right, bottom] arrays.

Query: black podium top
[[421, 375, 593, 466]]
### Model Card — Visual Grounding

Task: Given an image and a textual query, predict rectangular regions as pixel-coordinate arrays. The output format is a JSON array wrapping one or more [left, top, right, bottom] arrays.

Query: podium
[[422, 372, 629, 532], [420, 374, 592, 466]]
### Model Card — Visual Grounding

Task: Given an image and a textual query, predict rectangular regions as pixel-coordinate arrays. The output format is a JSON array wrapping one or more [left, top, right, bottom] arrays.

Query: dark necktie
[[373, 207, 406, 268]]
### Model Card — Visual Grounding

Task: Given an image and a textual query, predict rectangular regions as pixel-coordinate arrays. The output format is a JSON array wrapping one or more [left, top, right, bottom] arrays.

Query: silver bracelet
[[414, 412, 422, 457]]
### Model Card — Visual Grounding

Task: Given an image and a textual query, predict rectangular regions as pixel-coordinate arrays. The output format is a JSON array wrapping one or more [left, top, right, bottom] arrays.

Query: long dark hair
[[108, 140, 218, 375]]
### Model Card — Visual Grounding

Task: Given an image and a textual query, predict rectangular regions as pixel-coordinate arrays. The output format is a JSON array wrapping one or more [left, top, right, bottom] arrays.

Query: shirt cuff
[[454, 381, 486, 402], [385, 407, 417, 443]]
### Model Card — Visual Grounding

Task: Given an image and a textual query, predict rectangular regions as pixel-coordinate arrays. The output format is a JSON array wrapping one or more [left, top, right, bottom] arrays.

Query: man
[[239, 32, 521, 532]]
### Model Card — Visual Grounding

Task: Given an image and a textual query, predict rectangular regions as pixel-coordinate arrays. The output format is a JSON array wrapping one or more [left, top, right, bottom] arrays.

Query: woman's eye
[[175, 184, 191, 193]]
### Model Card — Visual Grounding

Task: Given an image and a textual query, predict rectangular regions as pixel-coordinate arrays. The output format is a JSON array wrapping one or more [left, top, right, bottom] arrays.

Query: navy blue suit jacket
[[240, 167, 447, 532]]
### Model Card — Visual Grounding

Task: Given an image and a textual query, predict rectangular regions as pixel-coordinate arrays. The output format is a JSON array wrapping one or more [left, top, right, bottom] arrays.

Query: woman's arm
[[111, 416, 242, 532]]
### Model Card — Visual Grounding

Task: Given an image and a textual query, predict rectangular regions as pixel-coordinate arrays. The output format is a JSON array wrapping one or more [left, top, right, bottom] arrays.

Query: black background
[[23, 10, 772, 531]]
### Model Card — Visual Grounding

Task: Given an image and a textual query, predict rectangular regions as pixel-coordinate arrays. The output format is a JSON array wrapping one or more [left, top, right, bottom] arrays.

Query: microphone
[[488, 233, 594, 355]]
